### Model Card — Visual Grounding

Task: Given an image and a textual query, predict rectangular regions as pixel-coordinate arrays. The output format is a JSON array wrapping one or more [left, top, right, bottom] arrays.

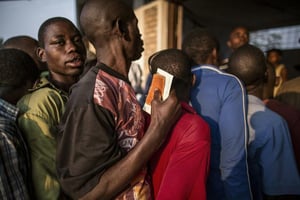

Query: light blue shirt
[[247, 94, 300, 197]]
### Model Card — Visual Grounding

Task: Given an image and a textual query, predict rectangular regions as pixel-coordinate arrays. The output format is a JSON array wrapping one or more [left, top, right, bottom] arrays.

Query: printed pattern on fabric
[[94, 69, 151, 200]]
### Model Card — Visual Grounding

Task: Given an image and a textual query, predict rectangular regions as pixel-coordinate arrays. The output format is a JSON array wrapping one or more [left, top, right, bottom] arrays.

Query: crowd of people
[[0, 0, 299, 199]]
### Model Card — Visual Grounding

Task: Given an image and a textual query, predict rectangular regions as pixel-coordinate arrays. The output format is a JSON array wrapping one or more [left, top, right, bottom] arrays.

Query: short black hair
[[182, 28, 219, 65], [0, 49, 39, 96], [149, 48, 192, 83], [266, 48, 282, 57], [148, 48, 193, 101], [3, 35, 39, 48], [38, 17, 77, 47], [228, 44, 266, 87]]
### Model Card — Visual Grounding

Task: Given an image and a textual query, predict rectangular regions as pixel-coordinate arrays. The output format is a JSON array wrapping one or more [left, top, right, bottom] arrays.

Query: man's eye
[[73, 36, 82, 44], [52, 40, 65, 46]]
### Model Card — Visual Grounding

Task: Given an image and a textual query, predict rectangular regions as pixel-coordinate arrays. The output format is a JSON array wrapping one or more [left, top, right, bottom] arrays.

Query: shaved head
[[80, 0, 135, 47], [3, 35, 46, 71], [228, 44, 266, 87]]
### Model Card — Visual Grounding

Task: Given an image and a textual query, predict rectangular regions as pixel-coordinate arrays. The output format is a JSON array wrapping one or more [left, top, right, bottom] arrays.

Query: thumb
[[152, 88, 162, 102]]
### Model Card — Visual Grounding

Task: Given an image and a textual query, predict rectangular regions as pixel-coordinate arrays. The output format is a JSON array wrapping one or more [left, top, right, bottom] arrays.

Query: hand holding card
[[143, 68, 174, 114]]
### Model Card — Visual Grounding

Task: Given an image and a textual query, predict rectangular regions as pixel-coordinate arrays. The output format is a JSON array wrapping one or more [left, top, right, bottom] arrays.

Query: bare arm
[[80, 90, 181, 200]]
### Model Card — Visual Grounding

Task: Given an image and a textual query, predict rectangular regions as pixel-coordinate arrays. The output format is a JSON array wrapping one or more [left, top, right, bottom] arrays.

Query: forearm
[[79, 122, 165, 200], [79, 90, 181, 199]]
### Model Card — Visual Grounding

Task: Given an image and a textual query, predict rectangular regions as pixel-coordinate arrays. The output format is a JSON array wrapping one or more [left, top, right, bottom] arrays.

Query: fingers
[[153, 88, 162, 101], [151, 88, 181, 115], [149, 88, 181, 136]]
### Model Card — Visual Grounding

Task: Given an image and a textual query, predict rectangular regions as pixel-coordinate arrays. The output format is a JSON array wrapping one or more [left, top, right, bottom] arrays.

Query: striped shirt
[[0, 98, 31, 200]]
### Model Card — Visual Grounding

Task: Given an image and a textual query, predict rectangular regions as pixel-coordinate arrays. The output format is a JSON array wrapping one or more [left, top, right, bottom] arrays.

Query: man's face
[[39, 21, 86, 79], [125, 16, 144, 61], [228, 27, 249, 50], [267, 51, 281, 65]]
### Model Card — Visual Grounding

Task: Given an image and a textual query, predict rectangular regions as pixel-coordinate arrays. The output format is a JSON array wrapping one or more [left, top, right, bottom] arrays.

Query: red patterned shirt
[[57, 63, 151, 199]]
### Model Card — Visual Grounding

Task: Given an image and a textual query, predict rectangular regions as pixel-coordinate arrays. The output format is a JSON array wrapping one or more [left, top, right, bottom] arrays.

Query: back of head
[[228, 44, 266, 88], [3, 35, 46, 71], [38, 17, 78, 48], [148, 48, 193, 100], [3, 35, 38, 51], [80, 0, 134, 47], [182, 28, 219, 65], [0, 48, 39, 99]]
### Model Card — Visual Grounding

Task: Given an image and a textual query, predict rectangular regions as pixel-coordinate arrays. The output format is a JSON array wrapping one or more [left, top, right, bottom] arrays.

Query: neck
[[247, 84, 264, 99], [48, 74, 78, 93], [95, 47, 130, 78]]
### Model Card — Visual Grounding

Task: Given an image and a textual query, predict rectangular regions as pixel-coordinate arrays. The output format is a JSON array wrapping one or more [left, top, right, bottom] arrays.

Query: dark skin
[[79, 0, 181, 199], [37, 20, 86, 92], [227, 26, 249, 51], [3, 36, 47, 71]]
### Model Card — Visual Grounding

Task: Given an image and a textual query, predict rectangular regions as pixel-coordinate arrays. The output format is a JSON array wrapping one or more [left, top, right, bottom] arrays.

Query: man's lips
[[66, 56, 84, 67]]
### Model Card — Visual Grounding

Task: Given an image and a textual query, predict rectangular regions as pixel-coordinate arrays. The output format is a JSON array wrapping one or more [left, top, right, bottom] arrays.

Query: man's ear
[[36, 47, 46, 62], [114, 18, 129, 40]]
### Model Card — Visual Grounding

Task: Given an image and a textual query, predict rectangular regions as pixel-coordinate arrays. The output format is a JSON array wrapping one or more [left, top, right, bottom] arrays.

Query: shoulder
[[19, 86, 64, 107], [17, 85, 66, 120], [250, 101, 287, 128], [193, 65, 244, 86], [178, 103, 210, 137]]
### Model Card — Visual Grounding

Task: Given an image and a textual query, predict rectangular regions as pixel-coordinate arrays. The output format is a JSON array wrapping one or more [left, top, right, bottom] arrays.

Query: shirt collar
[[181, 101, 196, 114], [98, 63, 131, 84], [29, 76, 68, 96]]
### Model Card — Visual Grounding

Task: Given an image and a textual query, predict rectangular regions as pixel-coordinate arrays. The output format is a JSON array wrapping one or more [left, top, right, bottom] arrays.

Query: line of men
[[1, 0, 299, 199]]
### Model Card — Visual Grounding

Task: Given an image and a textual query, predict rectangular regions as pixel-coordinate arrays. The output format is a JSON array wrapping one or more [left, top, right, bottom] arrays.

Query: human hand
[[149, 89, 181, 142]]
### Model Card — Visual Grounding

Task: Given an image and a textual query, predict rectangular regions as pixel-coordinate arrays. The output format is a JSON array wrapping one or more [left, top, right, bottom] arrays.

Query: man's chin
[[68, 67, 84, 76], [132, 53, 142, 61]]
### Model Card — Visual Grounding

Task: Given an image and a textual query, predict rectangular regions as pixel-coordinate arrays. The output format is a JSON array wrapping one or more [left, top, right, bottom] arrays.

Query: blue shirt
[[190, 65, 252, 200], [247, 95, 300, 197], [0, 98, 31, 200]]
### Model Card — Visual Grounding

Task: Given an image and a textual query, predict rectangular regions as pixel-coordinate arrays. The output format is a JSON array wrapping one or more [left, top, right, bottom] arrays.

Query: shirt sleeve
[[219, 78, 252, 199], [56, 103, 125, 199], [18, 107, 61, 200]]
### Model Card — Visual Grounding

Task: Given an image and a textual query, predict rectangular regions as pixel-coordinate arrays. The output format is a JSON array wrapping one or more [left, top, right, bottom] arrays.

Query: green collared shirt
[[17, 77, 68, 200]]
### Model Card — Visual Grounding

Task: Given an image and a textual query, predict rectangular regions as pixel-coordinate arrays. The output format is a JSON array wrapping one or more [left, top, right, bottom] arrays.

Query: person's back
[[0, 48, 39, 199], [145, 49, 210, 200], [182, 29, 252, 200], [227, 44, 300, 199], [17, 17, 86, 200], [263, 61, 300, 172]]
